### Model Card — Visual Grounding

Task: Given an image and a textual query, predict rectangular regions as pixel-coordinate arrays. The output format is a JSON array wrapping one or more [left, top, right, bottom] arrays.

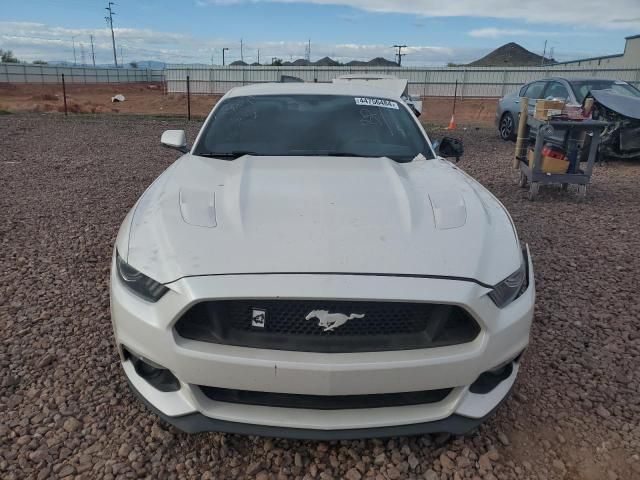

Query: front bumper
[[110, 254, 534, 438]]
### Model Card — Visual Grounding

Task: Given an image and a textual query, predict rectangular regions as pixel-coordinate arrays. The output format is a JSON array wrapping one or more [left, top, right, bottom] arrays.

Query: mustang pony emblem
[[305, 310, 364, 332]]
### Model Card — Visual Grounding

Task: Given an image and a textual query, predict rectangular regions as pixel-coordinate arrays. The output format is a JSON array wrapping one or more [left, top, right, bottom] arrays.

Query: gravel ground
[[1, 113, 639, 480]]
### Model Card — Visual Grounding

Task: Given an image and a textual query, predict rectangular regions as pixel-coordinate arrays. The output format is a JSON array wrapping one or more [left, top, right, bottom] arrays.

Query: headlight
[[488, 249, 528, 308], [116, 250, 168, 302]]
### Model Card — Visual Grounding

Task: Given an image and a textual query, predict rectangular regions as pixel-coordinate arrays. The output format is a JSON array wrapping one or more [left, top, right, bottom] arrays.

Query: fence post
[[62, 73, 68, 116], [23, 64, 28, 83], [187, 75, 191, 120]]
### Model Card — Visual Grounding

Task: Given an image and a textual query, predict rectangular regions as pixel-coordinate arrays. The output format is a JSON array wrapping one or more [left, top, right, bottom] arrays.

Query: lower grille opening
[[199, 386, 453, 410], [175, 299, 480, 353]]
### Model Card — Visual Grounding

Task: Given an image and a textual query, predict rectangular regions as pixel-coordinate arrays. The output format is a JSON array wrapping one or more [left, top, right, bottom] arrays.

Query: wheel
[[528, 182, 539, 201], [577, 184, 587, 200], [499, 112, 516, 141], [517, 171, 528, 188]]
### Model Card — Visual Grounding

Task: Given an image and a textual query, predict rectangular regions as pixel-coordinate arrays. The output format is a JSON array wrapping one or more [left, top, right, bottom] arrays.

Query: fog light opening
[[469, 361, 515, 395], [122, 346, 180, 393]]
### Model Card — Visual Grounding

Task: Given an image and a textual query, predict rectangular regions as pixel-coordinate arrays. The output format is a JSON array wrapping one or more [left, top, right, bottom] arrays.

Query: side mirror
[[161, 130, 188, 153], [437, 136, 464, 162]]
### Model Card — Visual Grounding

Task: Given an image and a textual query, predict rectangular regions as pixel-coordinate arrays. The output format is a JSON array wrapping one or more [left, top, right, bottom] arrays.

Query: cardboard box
[[527, 148, 569, 174], [534, 99, 565, 121]]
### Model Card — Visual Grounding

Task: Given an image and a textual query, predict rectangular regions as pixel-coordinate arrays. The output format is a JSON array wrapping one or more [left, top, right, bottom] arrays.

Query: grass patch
[[0, 110, 12, 115]]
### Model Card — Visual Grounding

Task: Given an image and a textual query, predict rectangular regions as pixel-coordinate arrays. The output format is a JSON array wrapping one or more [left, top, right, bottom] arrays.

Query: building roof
[[224, 81, 402, 100], [553, 53, 623, 65]]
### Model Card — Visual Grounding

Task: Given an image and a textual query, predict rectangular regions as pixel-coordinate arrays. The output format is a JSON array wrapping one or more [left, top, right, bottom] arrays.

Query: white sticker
[[251, 309, 266, 328], [355, 97, 399, 109]]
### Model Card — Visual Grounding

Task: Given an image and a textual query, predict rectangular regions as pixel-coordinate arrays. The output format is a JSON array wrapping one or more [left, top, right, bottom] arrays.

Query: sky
[[2, 0, 640, 66]]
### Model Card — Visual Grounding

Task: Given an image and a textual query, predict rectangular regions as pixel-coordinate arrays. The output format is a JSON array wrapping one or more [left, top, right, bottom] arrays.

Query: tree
[[32, 60, 48, 65], [0, 50, 19, 63], [129, 61, 139, 68], [271, 58, 283, 66]]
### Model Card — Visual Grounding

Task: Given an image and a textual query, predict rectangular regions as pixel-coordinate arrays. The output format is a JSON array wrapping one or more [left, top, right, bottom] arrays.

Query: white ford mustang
[[110, 82, 535, 439]]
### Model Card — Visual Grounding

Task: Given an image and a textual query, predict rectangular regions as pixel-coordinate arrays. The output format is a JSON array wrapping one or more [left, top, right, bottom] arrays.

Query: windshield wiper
[[196, 151, 259, 159]]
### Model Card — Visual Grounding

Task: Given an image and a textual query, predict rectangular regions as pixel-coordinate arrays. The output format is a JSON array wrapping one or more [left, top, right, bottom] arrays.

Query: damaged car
[[588, 87, 640, 160]]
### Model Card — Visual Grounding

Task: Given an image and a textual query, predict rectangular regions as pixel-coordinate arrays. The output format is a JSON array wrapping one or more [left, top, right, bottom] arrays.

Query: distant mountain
[[467, 42, 555, 67], [346, 57, 398, 67], [230, 60, 248, 66], [313, 56, 341, 66]]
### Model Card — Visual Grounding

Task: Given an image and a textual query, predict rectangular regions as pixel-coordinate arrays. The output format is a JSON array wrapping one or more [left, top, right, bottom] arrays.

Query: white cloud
[[468, 28, 599, 39], [0, 21, 488, 66], [198, 0, 640, 29]]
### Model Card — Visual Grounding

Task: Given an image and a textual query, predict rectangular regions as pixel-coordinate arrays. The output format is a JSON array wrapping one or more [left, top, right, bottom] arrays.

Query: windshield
[[193, 94, 433, 162], [570, 80, 640, 103]]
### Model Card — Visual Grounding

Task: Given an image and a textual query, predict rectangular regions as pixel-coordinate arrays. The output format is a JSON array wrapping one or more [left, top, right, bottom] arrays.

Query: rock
[[247, 461, 262, 476], [597, 406, 611, 418], [118, 443, 132, 458], [440, 453, 455, 472], [36, 354, 56, 368], [386, 465, 401, 480], [255, 471, 270, 480], [408, 454, 419, 470], [497, 432, 510, 446], [62, 417, 81, 433], [424, 469, 438, 480], [345, 467, 362, 480], [478, 454, 492, 472], [57, 464, 76, 477], [552, 459, 566, 472]]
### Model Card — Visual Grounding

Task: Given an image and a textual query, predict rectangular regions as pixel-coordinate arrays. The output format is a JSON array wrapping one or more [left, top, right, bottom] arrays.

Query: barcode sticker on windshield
[[355, 97, 399, 109]]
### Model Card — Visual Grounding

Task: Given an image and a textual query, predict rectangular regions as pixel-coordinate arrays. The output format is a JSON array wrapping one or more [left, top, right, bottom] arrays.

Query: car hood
[[589, 89, 640, 120], [125, 154, 521, 286]]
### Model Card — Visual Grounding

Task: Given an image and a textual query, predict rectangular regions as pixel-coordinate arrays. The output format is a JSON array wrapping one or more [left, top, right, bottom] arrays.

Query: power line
[[105, 1, 118, 67], [240, 38, 244, 62], [393, 44, 407, 66]]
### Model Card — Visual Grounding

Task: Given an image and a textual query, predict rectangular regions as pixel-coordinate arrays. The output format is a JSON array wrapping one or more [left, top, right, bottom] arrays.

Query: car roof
[[532, 76, 621, 84], [224, 81, 402, 100]]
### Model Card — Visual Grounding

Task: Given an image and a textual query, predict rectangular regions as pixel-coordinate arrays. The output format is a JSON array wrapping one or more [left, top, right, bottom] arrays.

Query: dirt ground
[[0, 83, 497, 126], [1, 113, 639, 480]]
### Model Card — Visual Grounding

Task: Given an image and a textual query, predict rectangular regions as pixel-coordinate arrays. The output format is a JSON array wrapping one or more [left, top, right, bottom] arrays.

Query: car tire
[[499, 113, 516, 142]]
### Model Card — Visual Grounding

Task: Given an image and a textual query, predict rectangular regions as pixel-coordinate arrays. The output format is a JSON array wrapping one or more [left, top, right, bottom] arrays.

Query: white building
[[555, 35, 640, 68]]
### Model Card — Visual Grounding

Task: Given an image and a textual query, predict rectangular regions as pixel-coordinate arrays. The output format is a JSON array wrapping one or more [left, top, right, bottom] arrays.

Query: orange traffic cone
[[446, 114, 457, 130]]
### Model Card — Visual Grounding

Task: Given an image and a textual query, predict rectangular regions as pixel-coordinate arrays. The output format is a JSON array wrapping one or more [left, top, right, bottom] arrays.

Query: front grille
[[199, 385, 453, 410], [174, 299, 480, 353]]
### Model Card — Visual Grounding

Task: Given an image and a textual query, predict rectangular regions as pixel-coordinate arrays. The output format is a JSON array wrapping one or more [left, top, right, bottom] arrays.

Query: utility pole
[[222, 47, 229, 66], [393, 44, 407, 66], [240, 38, 244, 63], [120, 46, 124, 66], [90, 34, 96, 67], [80, 43, 86, 66], [105, 2, 118, 67], [541, 40, 547, 66], [257, 49, 260, 64], [72, 36, 77, 65], [305, 39, 311, 63]]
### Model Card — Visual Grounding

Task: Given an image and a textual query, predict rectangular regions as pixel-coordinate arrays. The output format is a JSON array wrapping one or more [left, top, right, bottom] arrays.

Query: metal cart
[[517, 117, 609, 201]]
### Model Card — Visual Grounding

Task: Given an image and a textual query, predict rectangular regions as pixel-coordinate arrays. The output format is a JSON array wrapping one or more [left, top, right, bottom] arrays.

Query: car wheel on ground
[[499, 112, 517, 141]]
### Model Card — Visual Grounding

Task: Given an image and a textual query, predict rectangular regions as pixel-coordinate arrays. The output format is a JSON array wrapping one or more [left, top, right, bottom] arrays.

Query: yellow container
[[527, 149, 569, 174]]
